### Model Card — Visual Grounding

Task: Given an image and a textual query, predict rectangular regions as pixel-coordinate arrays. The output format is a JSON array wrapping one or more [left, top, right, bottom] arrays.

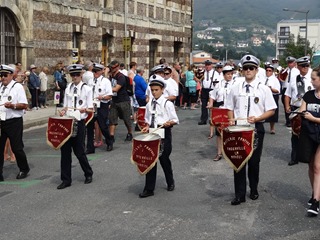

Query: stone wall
[[1, 0, 192, 72]]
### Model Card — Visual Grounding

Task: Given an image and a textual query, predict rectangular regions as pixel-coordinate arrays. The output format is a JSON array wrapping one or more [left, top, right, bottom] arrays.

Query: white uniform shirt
[[144, 95, 179, 126], [264, 75, 281, 95], [64, 81, 93, 119], [285, 72, 313, 107], [284, 67, 300, 89], [209, 79, 235, 105], [164, 78, 178, 97], [93, 75, 112, 104], [225, 79, 277, 120], [202, 69, 220, 89], [82, 71, 94, 87], [0, 80, 27, 120]]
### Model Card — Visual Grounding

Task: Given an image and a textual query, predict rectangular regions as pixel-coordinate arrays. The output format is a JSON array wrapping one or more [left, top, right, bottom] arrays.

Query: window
[[299, 26, 306, 32], [0, 8, 19, 64], [279, 26, 290, 36], [149, 39, 159, 70]]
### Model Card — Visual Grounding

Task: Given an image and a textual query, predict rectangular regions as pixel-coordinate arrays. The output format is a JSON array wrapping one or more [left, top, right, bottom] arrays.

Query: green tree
[[279, 34, 313, 66]]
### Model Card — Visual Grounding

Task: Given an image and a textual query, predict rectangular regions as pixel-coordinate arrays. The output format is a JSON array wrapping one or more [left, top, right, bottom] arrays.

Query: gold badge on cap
[[254, 97, 259, 104]]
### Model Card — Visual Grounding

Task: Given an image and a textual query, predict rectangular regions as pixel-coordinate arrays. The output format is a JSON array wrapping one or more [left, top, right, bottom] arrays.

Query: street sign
[[123, 37, 131, 51]]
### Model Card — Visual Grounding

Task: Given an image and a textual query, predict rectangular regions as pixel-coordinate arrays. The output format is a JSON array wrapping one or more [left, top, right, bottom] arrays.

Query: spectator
[[39, 66, 49, 108], [54, 62, 67, 107], [28, 64, 40, 110], [109, 60, 133, 147]]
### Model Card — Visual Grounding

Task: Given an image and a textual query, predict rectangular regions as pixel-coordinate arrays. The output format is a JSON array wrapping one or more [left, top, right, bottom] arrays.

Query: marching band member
[[225, 55, 277, 205], [57, 64, 93, 189], [207, 65, 235, 161], [284, 56, 313, 166], [85, 63, 113, 153], [163, 66, 179, 102], [0, 64, 29, 181], [280, 57, 300, 127], [264, 64, 281, 134], [139, 75, 179, 198], [198, 60, 220, 125]]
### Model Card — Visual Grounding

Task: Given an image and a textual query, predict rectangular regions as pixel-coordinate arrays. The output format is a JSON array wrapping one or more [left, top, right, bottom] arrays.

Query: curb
[[24, 118, 48, 130]]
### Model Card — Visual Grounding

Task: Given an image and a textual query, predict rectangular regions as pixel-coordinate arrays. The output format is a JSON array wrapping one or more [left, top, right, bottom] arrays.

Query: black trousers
[[60, 120, 93, 184], [200, 88, 212, 123], [144, 128, 174, 191], [97, 102, 112, 145], [233, 123, 265, 198], [0, 117, 29, 174], [281, 88, 290, 125], [86, 116, 97, 152], [29, 88, 39, 108]]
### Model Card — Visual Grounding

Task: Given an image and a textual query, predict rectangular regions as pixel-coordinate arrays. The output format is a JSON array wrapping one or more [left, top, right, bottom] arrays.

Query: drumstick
[[66, 107, 94, 113], [149, 124, 165, 134]]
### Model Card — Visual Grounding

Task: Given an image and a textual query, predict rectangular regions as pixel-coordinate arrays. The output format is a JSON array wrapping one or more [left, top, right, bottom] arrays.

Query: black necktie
[[265, 78, 269, 85], [288, 69, 291, 83], [245, 84, 250, 93], [246, 84, 250, 116], [206, 71, 209, 81], [224, 82, 228, 88], [93, 78, 97, 99], [73, 87, 77, 110], [1, 86, 6, 101], [150, 100, 157, 128]]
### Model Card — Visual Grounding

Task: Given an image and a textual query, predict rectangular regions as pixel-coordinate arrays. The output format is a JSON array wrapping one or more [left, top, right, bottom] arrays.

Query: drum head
[[227, 126, 254, 132], [134, 133, 160, 141]]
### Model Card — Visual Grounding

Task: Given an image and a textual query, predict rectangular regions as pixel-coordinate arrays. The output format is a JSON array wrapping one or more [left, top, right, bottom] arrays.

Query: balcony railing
[[278, 43, 287, 48], [278, 31, 290, 37]]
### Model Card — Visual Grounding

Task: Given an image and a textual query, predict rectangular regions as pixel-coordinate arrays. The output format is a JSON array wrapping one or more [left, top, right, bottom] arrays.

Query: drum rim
[[133, 133, 161, 141]]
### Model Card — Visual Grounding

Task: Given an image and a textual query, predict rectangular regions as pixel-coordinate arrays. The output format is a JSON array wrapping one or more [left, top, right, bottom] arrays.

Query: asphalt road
[[1, 106, 320, 240]]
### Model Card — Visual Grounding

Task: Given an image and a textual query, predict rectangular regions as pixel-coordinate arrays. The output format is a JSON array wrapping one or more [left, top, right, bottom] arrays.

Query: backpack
[[124, 75, 134, 96]]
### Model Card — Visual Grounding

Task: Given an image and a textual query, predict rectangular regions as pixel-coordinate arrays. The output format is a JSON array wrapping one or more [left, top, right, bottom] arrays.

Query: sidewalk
[[23, 106, 58, 130]]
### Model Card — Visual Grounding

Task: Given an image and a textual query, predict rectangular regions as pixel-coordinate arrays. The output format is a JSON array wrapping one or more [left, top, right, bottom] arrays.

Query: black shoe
[[198, 121, 207, 125], [84, 176, 92, 184], [139, 190, 154, 198], [250, 190, 259, 200], [16, 171, 29, 179], [107, 143, 113, 151], [167, 183, 175, 191], [0, 174, 3, 182], [57, 182, 71, 190], [125, 133, 133, 141], [307, 199, 319, 217], [231, 197, 246, 205], [308, 194, 314, 206], [85, 150, 95, 154], [288, 160, 298, 166], [56, 104, 63, 107]]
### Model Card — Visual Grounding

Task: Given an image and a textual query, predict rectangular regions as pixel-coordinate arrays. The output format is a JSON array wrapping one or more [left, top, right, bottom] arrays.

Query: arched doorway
[[0, 7, 20, 64]]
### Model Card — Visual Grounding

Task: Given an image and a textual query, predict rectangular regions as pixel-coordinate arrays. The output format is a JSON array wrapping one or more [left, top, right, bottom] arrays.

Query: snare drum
[[137, 107, 147, 130], [47, 116, 75, 149], [289, 109, 301, 136], [131, 133, 161, 175], [222, 126, 255, 172]]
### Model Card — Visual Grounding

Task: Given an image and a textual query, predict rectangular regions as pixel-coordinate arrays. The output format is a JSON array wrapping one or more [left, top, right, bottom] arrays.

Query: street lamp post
[[283, 8, 310, 55]]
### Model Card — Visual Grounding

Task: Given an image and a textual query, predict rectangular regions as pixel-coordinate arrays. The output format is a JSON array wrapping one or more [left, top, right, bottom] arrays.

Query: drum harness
[[68, 82, 87, 137]]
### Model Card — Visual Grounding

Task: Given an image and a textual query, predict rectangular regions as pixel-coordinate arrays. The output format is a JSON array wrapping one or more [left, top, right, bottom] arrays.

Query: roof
[[278, 19, 320, 24]]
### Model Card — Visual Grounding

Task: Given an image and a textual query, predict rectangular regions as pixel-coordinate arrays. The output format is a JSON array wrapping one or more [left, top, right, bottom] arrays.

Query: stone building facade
[[0, 0, 192, 71]]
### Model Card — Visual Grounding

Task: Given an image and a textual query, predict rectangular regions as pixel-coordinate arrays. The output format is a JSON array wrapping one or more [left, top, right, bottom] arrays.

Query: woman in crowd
[[299, 66, 320, 217], [263, 64, 281, 134], [182, 64, 197, 110]]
